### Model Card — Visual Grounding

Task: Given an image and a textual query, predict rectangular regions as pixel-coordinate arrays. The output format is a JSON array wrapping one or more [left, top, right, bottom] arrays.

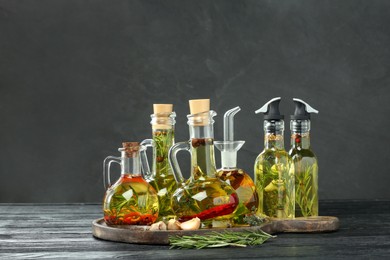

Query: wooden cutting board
[[92, 216, 339, 245]]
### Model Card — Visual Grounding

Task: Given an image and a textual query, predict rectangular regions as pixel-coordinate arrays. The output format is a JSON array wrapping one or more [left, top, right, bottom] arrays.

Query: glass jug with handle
[[169, 99, 239, 226], [140, 104, 177, 221], [103, 142, 159, 225]]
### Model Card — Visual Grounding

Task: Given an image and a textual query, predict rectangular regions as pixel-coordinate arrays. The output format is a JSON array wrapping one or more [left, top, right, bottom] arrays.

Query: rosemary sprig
[[153, 130, 174, 169], [169, 230, 275, 249], [295, 164, 317, 216]]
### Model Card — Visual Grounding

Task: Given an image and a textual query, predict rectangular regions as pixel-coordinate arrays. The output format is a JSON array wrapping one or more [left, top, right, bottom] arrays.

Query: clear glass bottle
[[215, 106, 258, 225], [141, 104, 177, 221], [289, 98, 319, 217], [254, 97, 294, 219], [169, 99, 239, 225], [103, 142, 159, 225]]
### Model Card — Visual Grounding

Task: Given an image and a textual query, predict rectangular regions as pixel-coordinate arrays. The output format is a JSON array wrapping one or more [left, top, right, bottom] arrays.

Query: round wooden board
[[92, 216, 339, 245]]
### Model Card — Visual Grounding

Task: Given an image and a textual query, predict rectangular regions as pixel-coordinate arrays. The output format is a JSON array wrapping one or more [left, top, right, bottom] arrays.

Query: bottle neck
[[150, 112, 176, 130], [263, 119, 285, 150], [152, 128, 175, 174], [291, 132, 311, 149], [264, 133, 285, 150], [150, 112, 176, 176], [188, 124, 217, 179], [120, 153, 142, 176], [187, 110, 215, 139], [189, 124, 213, 139], [290, 119, 311, 149], [220, 151, 238, 169]]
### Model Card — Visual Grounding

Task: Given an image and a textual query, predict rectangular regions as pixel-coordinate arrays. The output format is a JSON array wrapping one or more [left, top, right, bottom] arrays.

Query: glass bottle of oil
[[103, 142, 159, 225], [254, 97, 294, 219], [289, 98, 319, 217], [214, 106, 258, 225], [141, 104, 177, 221], [169, 99, 239, 226]]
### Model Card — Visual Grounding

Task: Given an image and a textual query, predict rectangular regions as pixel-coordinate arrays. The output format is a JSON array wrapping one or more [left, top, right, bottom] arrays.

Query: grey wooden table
[[1, 200, 389, 259]]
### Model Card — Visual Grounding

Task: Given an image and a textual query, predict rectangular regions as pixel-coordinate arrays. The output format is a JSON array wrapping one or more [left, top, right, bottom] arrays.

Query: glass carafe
[[141, 110, 177, 220], [215, 141, 259, 224], [215, 106, 259, 225], [169, 110, 239, 224], [103, 142, 159, 225]]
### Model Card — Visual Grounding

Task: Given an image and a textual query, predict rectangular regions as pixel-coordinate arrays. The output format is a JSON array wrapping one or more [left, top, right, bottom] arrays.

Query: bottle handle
[[140, 139, 155, 180], [103, 156, 121, 189], [169, 141, 190, 185]]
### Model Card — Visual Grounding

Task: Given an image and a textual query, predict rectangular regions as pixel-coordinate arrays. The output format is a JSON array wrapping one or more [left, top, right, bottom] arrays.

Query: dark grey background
[[1, 0, 389, 203]]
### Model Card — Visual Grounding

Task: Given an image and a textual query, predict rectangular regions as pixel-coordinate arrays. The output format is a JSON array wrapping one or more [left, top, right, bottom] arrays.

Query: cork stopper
[[122, 142, 140, 158], [152, 104, 174, 130], [189, 99, 210, 114], [153, 104, 173, 114], [188, 99, 212, 126]]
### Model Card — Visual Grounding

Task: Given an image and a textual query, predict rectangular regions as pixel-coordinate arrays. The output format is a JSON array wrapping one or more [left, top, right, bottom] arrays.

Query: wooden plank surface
[[1, 201, 390, 259]]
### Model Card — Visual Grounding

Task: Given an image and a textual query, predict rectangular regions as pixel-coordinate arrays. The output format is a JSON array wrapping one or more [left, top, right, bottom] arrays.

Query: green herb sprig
[[295, 164, 318, 217], [169, 230, 275, 249], [243, 213, 266, 226]]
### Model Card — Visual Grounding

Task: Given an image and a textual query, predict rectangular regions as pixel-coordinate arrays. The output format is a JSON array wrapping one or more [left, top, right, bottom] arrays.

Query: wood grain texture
[[92, 216, 339, 244], [1, 201, 390, 259]]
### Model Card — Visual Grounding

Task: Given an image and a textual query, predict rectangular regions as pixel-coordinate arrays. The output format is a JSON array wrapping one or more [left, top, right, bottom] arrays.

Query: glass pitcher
[[169, 109, 239, 225], [141, 107, 177, 221], [103, 142, 159, 225]]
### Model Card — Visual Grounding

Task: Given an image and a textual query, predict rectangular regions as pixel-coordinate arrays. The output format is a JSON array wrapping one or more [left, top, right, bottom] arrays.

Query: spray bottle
[[289, 98, 319, 217], [254, 97, 294, 219]]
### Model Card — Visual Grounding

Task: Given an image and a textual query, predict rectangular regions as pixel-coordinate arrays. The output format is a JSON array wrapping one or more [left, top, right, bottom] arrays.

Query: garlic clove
[[167, 219, 181, 230], [179, 217, 201, 230], [149, 221, 167, 231]]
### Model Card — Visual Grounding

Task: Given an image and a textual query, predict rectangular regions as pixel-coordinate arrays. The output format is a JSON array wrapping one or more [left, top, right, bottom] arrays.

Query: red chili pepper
[[104, 215, 118, 225], [179, 193, 239, 222], [123, 212, 141, 224], [295, 134, 301, 144], [140, 214, 156, 225]]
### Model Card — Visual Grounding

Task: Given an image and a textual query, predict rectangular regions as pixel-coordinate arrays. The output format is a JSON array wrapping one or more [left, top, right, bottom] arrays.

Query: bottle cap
[[122, 142, 139, 148], [153, 104, 173, 114], [255, 97, 284, 120], [188, 99, 211, 126], [152, 104, 174, 129], [121, 142, 140, 158], [189, 99, 210, 114], [290, 98, 318, 120]]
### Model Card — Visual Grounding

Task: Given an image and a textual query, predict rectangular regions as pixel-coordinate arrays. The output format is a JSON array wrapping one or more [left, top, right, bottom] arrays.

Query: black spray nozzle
[[255, 97, 284, 120], [291, 98, 319, 120]]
